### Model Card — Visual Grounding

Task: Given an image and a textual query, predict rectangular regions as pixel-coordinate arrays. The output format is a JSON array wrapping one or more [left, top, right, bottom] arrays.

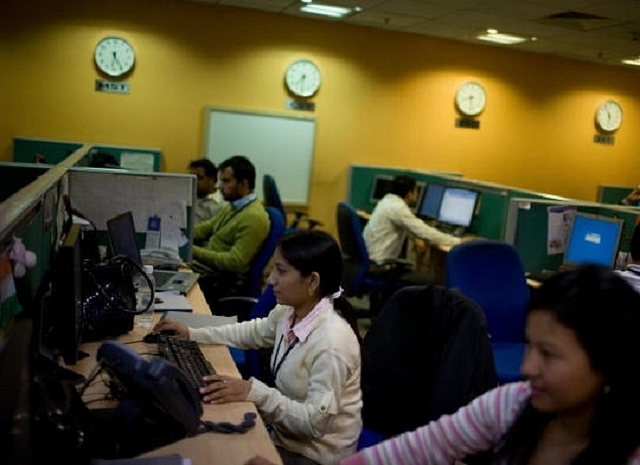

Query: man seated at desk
[[363, 174, 464, 283], [191, 155, 270, 306], [189, 158, 227, 224]]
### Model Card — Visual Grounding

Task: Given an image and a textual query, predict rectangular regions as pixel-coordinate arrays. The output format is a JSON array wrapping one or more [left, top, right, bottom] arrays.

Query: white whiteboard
[[204, 107, 316, 204]]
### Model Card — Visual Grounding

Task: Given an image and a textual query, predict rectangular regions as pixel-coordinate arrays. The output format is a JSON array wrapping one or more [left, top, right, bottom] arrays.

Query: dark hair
[[219, 155, 256, 189], [277, 230, 361, 342], [496, 265, 640, 464], [629, 223, 640, 261], [391, 175, 417, 198], [189, 158, 218, 179], [89, 153, 119, 168]]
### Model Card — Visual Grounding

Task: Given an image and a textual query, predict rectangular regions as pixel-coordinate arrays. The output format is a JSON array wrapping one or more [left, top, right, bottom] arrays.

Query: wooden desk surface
[[75, 284, 282, 465]]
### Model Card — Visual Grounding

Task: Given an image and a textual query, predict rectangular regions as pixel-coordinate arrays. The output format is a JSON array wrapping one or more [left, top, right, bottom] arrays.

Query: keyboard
[[157, 336, 216, 389], [527, 269, 559, 283]]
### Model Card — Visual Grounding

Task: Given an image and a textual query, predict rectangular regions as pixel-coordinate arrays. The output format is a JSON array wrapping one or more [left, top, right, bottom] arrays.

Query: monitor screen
[[410, 182, 426, 213], [437, 187, 479, 227], [107, 211, 142, 266], [418, 183, 446, 219], [369, 176, 394, 204], [564, 213, 623, 268]]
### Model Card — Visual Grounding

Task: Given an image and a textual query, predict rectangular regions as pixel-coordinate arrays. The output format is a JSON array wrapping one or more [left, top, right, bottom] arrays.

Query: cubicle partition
[[13, 136, 162, 172], [597, 184, 635, 205], [348, 164, 570, 241], [67, 168, 197, 262], [504, 197, 639, 273], [0, 162, 52, 203]]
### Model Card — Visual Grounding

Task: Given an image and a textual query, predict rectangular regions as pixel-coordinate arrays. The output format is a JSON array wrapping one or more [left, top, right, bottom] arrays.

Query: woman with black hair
[[155, 229, 363, 465], [340, 265, 640, 464]]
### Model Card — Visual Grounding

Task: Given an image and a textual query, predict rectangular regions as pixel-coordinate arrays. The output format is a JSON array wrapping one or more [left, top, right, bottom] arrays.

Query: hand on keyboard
[[199, 374, 252, 405], [152, 318, 189, 340]]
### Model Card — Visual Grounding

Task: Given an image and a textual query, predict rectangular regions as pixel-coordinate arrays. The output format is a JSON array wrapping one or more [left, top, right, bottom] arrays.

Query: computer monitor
[[107, 211, 143, 266], [437, 187, 480, 228], [48, 223, 84, 365], [410, 182, 426, 213], [417, 183, 446, 219], [563, 213, 623, 268], [369, 175, 394, 204]]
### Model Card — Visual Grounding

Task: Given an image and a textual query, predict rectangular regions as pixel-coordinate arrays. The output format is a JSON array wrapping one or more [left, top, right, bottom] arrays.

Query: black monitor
[[107, 211, 142, 266], [48, 223, 84, 365], [417, 183, 446, 219], [369, 175, 394, 204], [563, 213, 624, 268], [410, 182, 426, 213], [437, 187, 480, 228]]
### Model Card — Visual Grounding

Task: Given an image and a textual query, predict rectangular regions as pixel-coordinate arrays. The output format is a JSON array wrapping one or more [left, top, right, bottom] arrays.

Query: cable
[[199, 412, 257, 434]]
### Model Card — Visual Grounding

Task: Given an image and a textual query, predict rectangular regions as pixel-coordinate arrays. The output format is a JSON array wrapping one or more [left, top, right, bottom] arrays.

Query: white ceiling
[[189, 0, 640, 70]]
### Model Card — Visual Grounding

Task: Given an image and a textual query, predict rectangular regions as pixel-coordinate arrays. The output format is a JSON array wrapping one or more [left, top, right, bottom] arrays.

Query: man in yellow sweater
[[192, 155, 270, 307]]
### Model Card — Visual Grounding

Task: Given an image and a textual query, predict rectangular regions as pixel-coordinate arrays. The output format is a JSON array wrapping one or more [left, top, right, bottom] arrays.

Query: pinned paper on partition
[[159, 201, 188, 251], [546, 205, 576, 255], [120, 152, 155, 172]]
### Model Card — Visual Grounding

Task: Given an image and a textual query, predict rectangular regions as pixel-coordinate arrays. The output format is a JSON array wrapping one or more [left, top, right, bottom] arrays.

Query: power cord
[[199, 412, 257, 434]]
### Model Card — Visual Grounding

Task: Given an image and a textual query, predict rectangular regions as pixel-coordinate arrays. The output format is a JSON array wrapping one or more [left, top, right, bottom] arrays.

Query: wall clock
[[455, 81, 487, 117], [285, 59, 321, 98], [94, 36, 136, 77], [595, 100, 622, 132]]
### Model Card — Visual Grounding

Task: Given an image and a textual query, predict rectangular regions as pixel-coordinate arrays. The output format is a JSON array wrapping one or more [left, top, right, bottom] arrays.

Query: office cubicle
[[13, 136, 163, 172], [67, 168, 197, 262], [348, 164, 570, 241], [504, 197, 639, 273], [0, 162, 52, 203], [596, 184, 635, 205]]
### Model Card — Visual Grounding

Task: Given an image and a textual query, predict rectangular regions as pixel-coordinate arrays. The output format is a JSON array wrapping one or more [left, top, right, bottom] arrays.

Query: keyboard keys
[[157, 336, 216, 389]]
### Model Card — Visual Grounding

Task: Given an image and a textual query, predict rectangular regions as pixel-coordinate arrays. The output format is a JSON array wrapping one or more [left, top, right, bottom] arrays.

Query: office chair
[[335, 201, 411, 316], [246, 206, 285, 299], [445, 239, 530, 384], [262, 174, 322, 231], [218, 285, 277, 381], [361, 284, 498, 439]]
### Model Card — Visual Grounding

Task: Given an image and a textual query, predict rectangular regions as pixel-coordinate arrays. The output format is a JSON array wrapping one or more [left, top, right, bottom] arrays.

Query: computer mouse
[[142, 329, 176, 343]]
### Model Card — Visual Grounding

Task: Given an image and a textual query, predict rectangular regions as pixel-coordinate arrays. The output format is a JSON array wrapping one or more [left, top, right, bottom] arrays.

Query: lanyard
[[271, 334, 299, 381]]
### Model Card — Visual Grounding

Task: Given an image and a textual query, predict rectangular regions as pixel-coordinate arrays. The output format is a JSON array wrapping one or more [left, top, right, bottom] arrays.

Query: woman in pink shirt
[[339, 264, 640, 464]]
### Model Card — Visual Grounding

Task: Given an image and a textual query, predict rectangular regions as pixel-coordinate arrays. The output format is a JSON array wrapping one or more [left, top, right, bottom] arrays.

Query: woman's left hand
[[200, 374, 251, 404]]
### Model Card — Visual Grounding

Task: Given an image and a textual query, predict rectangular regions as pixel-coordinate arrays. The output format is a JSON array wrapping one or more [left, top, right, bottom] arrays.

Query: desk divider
[[597, 184, 635, 205], [67, 168, 196, 262], [505, 198, 639, 273]]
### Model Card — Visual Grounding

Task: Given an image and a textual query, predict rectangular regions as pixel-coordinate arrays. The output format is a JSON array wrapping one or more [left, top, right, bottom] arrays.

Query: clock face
[[285, 59, 321, 98], [596, 100, 622, 132], [455, 81, 487, 117], [94, 36, 135, 77]]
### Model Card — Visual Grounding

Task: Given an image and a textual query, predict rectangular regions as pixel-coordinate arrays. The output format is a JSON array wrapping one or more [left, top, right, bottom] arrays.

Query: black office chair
[[263, 174, 322, 232], [335, 201, 410, 316]]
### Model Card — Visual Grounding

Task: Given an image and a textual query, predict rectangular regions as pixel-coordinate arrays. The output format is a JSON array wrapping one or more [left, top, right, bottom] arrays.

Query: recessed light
[[622, 57, 640, 66], [477, 30, 527, 45]]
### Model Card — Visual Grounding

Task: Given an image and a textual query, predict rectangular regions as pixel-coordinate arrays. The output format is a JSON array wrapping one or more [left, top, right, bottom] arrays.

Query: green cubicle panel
[[506, 198, 640, 273], [13, 137, 83, 165], [0, 162, 51, 203], [348, 164, 411, 211], [13, 137, 162, 172], [597, 185, 634, 205]]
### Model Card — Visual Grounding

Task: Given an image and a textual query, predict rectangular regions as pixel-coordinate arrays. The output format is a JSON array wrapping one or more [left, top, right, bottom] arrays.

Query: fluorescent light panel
[[300, 3, 354, 18], [477, 32, 527, 45], [622, 57, 640, 66]]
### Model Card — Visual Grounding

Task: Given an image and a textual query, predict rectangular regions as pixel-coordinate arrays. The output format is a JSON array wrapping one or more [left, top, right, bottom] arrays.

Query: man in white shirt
[[615, 223, 640, 293], [189, 158, 227, 225], [363, 175, 462, 266]]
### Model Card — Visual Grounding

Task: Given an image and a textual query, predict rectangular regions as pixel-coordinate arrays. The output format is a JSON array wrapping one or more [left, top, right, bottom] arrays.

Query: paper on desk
[[154, 292, 193, 312], [161, 311, 237, 328]]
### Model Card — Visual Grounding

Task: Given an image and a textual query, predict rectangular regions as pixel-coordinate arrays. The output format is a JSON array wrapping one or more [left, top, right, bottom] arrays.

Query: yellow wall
[[2, 0, 640, 232]]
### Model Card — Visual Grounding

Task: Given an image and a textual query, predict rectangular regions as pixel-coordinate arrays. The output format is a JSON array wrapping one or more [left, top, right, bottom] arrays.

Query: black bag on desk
[[81, 256, 151, 342]]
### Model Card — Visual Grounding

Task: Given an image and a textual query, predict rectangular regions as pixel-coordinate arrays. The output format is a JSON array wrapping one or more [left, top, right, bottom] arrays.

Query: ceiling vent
[[536, 10, 621, 31]]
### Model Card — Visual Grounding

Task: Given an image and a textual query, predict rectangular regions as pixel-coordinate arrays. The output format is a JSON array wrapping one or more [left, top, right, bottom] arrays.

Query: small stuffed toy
[[8, 236, 37, 278]]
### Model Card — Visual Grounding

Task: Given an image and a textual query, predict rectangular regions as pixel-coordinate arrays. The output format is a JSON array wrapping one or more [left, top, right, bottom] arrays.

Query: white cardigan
[[189, 302, 363, 465]]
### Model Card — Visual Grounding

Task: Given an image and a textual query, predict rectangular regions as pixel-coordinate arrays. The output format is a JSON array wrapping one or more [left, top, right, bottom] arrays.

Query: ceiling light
[[300, 2, 357, 18], [477, 30, 527, 45], [622, 57, 640, 66]]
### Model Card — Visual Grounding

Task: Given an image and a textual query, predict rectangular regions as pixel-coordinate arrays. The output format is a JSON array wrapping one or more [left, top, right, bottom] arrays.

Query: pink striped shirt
[[341, 381, 640, 465]]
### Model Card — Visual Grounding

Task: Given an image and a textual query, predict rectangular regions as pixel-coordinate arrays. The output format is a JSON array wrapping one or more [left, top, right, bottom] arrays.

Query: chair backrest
[[336, 202, 371, 296], [362, 284, 498, 437], [247, 206, 285, 297], [445, 240, 530, 343], [262, 174, 287, 227]]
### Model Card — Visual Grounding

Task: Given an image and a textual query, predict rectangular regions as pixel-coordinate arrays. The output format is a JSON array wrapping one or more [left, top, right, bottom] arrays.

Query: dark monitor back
[[369, 176, 394, 204]]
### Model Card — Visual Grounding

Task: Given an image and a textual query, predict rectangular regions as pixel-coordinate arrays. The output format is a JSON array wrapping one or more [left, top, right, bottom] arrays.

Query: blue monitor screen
[[437, 187, 479, 227], [564, 214, 623, 268], [418, 184, 445, 219]]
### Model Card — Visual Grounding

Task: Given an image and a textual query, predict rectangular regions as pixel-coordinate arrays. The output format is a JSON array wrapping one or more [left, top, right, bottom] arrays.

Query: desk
[[73, 283, 283, 465]]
